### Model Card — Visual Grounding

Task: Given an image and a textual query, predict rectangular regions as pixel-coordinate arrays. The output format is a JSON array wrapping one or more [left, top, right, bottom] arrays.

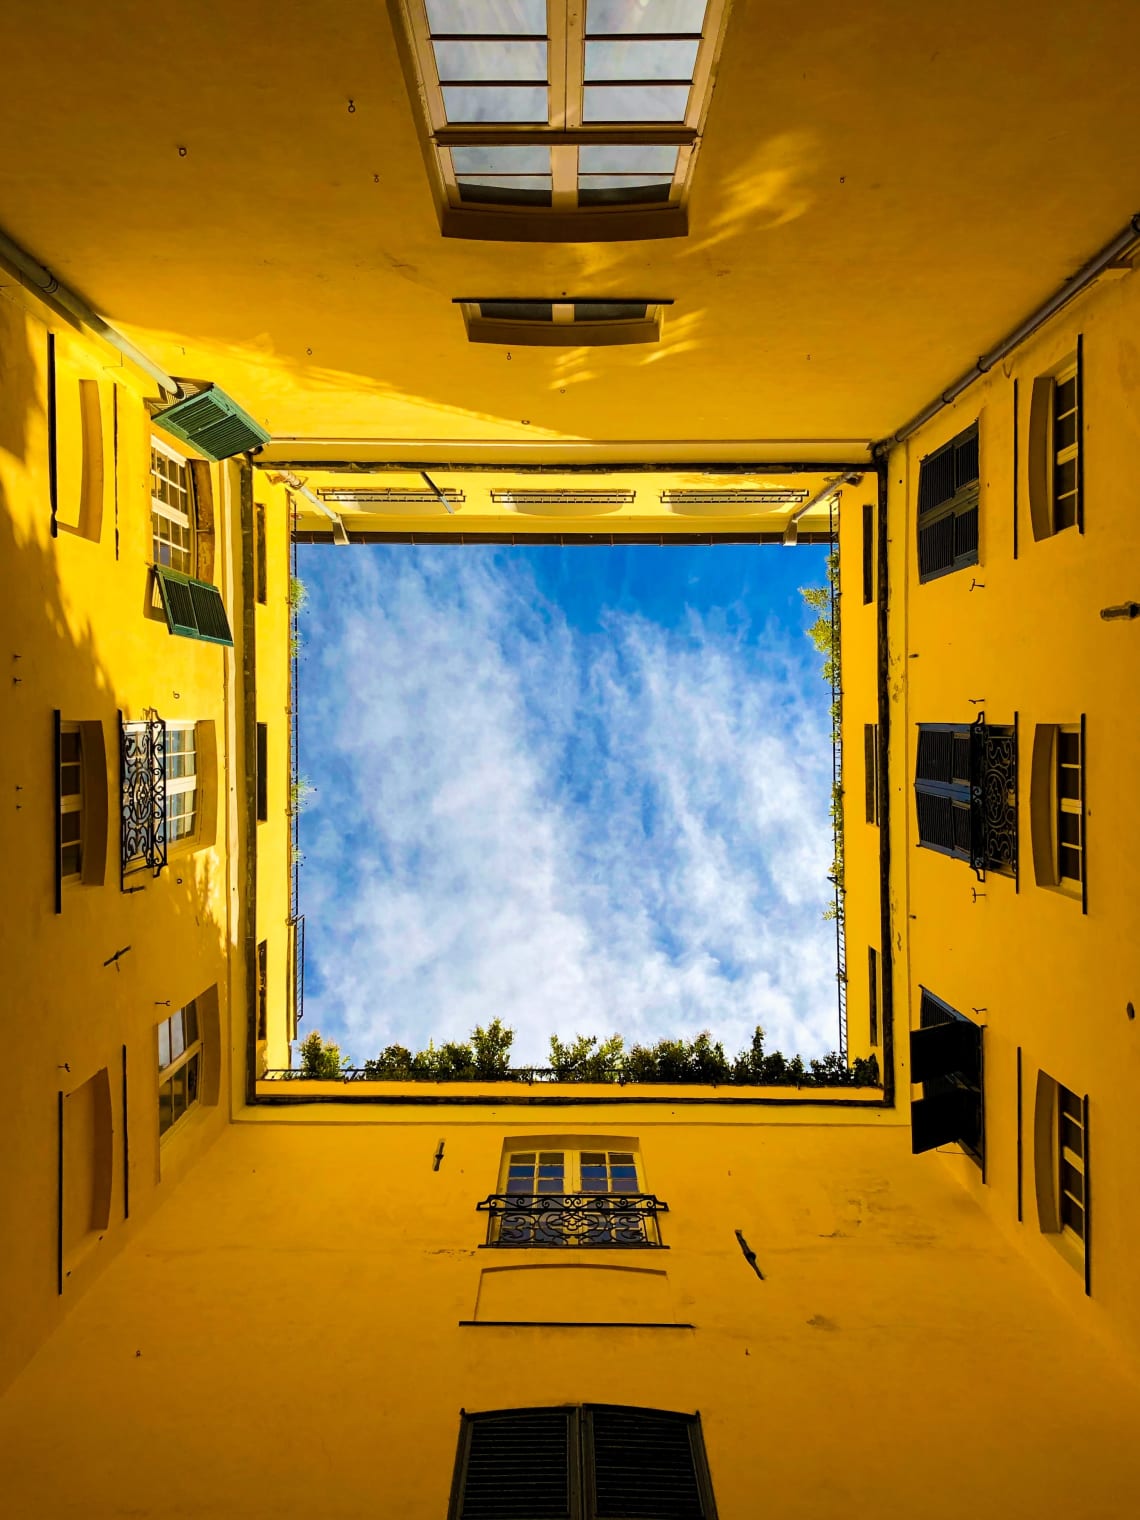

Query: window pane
[[573, 302, 647, 321], [580, 1152, 605, 1166], [584, 83, 691, 121], [170, 1011, 186, 1061], [510, 1153, 536, 1165], [1060, 1114, 1084, 1156], [157, 1020, 172, 1069], [1054, 458, 1076, 500], [172, 1066, 188, 1121], [434, 40, 546, 81], [1058, 811, 1081, 847], [458, 177, 553, 206], [1055, 376, 1077, 416], [60, 730, 81, 765], [1060, 1160, 1084, 1205], [61, 811, 82, 844], [184, 1001, 199, 1045], [1059, 843, 1082, 879], [585, 39, 699, 81], [1059, 1087, 1083, 1122], [442, 85, 547, 122], [1058, 767, 1080, 801], [578, 177, 672, 205], [1057, 731, 1080, 767], [426, 0, 545, 33], [479, 301, 554, 322], [61, 842, 82, 877], [60, 762, 82, 798], [1054, 411, 1077, 452], [158, 1078, 174, 1135], [587, 0, 708, 33], [186, 1053, 200, 1105], [579, 144, 678, 174], [1061, 1192, 1085, 1237], [452, 145, 552, 174]]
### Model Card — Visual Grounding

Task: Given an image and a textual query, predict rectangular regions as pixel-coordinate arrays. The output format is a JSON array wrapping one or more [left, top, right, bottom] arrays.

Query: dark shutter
[[918, 440, 955, 514], [256, 723, 268, 822], [862, 501, 874, 604], [914, 725, 973, 862], [910, 1015, 981, 1084], [453, 1410, 576, 1520], [954, 504, 979, 564], [911, 992, 983, 1161], [585, 1407, 711, 1520], [864, 723, 878, 824], [953, 425, 980, 488], [917, 515, 955, 579], [154, 568, 234, 646], [917, 421, 981, 582], [912, 1089, 978, 1152]]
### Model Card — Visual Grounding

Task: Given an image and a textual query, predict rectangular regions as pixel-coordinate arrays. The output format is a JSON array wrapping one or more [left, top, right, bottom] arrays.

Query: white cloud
[[298, 549, 839, 1066]]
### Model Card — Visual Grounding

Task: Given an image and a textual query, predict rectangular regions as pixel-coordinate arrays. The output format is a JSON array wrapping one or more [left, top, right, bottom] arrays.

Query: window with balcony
[[914, 718, 1017, 878], [157, 1003, 202, 1138], [478, 1142, 667, 1246], [396, 0, 731, 241], [448, 1405, 717, 1520], [916, 420, 980, 582], [121, 718, 213, 881], [1034, 1073, 1089, 1285], [910, 990, 983, 1168], [456, 297, 667, 345], [1030, 722, 1085, 900], [1028, 350, 1082, 539]]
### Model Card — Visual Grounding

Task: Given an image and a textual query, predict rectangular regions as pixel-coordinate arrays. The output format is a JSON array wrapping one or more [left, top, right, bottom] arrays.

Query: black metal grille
[[970, 718, 1017, 877], [120, 716, 167, 882], [478, 1193, 667, 1248], [914, 719, 1016, 878]]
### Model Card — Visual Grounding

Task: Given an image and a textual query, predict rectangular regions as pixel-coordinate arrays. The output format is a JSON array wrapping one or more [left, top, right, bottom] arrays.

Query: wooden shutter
[[917, 422, 980, 581], [584, 1407, 713, 1520], [452, 1409, 577, 1520], [914, 725, 972, 860], [911, 992, 983, 1160], [154, 568, 234, 646], [864, 723, 878, 824]]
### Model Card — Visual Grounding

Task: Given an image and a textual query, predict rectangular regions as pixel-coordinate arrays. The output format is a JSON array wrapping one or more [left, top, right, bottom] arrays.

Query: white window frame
[[150, 435, 195, 574], [59, 720, 83, 882], [165, 722, 199, 846], [157, 1003, 202, 1138]]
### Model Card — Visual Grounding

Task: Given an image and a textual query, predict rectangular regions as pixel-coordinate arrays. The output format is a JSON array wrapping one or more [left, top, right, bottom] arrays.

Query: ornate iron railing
[[477, 1192, 668, 1247], [119, 715, 167, 885], [970, 715, 1017, 879]]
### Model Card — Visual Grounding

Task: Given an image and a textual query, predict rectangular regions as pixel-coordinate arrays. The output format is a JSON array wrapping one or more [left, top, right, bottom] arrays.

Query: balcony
[[119, 714, 166, 884], [477, 1192, 668, 1248]]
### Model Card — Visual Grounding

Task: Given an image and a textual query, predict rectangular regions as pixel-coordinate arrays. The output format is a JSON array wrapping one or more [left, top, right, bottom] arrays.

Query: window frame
[[1034, 1072, 1090, 1286], [164, 722, 199, 848], [395, 0, 732, 241], [58, 719, 84, 885], [156, 1002, 202, 1139], [150, 435, 196, 575], [457, 297, 668, 346], [1028, 346, 1083, 540], [1029, 720, 1085, 903]]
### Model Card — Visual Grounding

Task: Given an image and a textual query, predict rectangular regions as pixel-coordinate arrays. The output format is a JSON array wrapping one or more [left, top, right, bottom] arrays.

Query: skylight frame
[[394, 0, 733, 241]]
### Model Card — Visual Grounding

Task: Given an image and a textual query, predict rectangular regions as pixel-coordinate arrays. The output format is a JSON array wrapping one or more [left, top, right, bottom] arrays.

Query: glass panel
[[1054, 411, 1077, 452], [583, 83, 690, 121], [442, 85, 547, 122], [157, 1019, 172, 1070], [1058, 767, 1080, 801], [426, 0, 546, 33], [1057, 731, 1081, 767], [578, 176, 672, 205], [186, 1053, 200, 1106], [184, 1002, 199, 1045], [61, 811, 82, 844], [61, 842, 82, 877], [578, 144, 678, 174], [452, 145, 551, 174], [172, 1066, 188, 1122], [60, 730, 81, 765], [586, 0, 708, 33], [1058, 811, 1081, 847], [458, 177, 553, 206], [580, 1152, 605, 1165], [1060, 1192, 1084, 1236], [479, 301, 554, 322], [1061, 1160, 1084, 1205], [1054, 376, 1077, 415], [60, 763, 82, 798], [1054, 458, 1076, 500], [434, 40, 546, 81], [1059, 844, 1082, 879], [170, 1011, 186, 1061], [585, 39, 699, 80], [158, 1078, 174, 1135], [510, 1152, 536, 1164], [573, 302, 647, 321], [1060, 1114, 1084, 1156], [1059, 1088, 1083, 1121]]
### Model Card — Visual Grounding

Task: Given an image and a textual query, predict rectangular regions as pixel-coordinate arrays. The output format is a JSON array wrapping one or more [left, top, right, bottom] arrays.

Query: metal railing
[[477, 1192, 668, 1247], [119, 714, 167, 886], [828, 503, 848, 1061]]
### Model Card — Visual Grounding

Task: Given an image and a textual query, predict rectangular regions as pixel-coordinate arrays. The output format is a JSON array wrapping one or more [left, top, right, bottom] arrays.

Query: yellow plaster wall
[[0, 281, 245, 1388], [884, 262, 1140, 1360], [0, 1112, 1136, 1519]]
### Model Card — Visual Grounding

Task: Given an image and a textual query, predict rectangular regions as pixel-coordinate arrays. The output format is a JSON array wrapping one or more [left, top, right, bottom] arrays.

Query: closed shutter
[[914, 725, 972, 861], [454, 1410, 576, 1520], [864, 723, 878, 824], [154, 568, 234, 647], [917, 421, 980, 581], [584, 1407, 712, 1520]]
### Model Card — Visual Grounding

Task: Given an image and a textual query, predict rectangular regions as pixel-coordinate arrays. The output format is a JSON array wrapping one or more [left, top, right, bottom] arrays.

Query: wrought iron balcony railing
[[477, 1192, 668, 1248], [970, 716, 1017, 879], [119, 715, 167, 885]]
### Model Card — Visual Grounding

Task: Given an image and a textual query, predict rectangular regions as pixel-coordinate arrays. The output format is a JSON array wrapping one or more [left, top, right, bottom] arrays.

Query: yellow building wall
[[884, 261, 1140, 1360], [0, 278, 248, 1388], [0, 1109, 1136, 1519]]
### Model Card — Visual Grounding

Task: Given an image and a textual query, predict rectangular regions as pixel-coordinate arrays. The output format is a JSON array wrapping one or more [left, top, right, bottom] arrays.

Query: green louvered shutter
[[154, 568, 233, 646], [152, 386, 271, 461]]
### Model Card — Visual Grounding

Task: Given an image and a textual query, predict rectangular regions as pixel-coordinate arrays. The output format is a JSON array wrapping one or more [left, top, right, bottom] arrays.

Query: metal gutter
[[265, 469, 349, 544], [261, 458, 874, 475], [0, 224, 181, 399], [781, 471, 863, 545], [875, 458, 896, 1107], [875, 211, 1140, 453]]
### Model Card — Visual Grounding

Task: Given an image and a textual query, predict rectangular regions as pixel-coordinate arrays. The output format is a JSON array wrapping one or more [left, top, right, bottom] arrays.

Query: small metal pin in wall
[[433, 1140, 445, 1171], [177, 146, 187, 157], [347, 99, 356, 113], [968, 579, 986, 591]]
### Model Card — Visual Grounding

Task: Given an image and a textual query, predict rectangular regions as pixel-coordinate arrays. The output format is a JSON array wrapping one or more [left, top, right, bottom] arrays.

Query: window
[[1034, 1073, 1088, 1281], [456, 298, 667, 346], [397, 0, 731, 241], [868, 946, 879, 1047], [256, 722, 268, 822], [59, 721, 83, 883], [1030, 722, 1085, 897], [257, 940, 268, 1041], [864, 722, 879, 825], [916, 420, 980, 582], [914, 720, 1017, 877], [157, 1003, 201, 1137], [1028, 351, 1082, 539], [448, 1405, 717, 1520], [910, 991, 983, 1166], [165, 724, 198, 845], [255, 500, 267, 604], [862, 500, 875, 603], [479, 1143, 667, 1246], [150, 437, 195, 574]]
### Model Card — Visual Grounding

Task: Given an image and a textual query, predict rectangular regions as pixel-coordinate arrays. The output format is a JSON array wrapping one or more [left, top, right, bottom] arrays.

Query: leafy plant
[[288, 575, 308, 610], [298, 1030, 348, 1079], [800, 550, 844, 916], [548, 1032, 626, 1082], [289, 776, 314, 815]]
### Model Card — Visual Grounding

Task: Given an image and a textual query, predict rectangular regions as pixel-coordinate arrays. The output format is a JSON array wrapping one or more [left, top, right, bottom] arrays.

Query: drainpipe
[[266, 470, 350, 545], [0, 225, 182, 400], [876, 211, 1140, 453], [782, 472, 864, 545]]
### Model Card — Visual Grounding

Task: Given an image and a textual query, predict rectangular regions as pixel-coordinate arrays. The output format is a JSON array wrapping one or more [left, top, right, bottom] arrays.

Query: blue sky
[[295, 540, 837, 1067]]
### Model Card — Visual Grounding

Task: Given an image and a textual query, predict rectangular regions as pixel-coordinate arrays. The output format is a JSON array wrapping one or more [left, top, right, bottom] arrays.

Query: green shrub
[[298, 1030, 347, 1079]]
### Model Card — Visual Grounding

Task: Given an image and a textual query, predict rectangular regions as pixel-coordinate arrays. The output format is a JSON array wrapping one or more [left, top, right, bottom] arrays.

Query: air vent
[[153, 385, 271, 462], [320, 488, 465, 507], [491, 489, 636, 506], [661, 488, 809, 508]]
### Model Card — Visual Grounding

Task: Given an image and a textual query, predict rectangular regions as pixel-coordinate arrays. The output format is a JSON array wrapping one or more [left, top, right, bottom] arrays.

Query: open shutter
[[914, 725, 973, 860], [154, 568, 234, 647], [452, 1409, 576, 1520], [152, 385, 271, 461], [911, 992, 983, 1160], [584, 1407, 713, 1520]]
